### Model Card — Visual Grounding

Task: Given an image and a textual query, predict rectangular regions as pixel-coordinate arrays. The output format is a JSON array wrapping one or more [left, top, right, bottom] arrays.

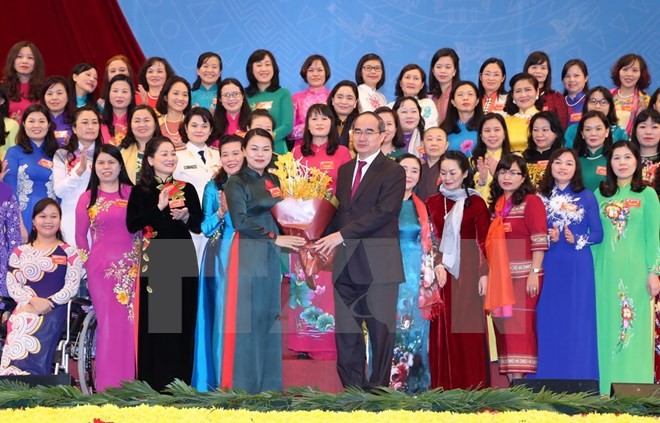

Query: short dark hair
[[394, 64, 427, 99], [245, 49, 280, 96], [503, 72, 539, 115], [181, 106, 215, 145], [300, 54, 330, 84], [121, 105, 161, 149], [137, 57, 175, 93], [561, 59, 589, 96], [16, 103, 59, 157], [523, 111, 565, 160], [584, 86, 619, 125], [610, 54, 651, 91], [28, 198, 63, 244], [139, 136, 176, 189], [39, 75, 74, 125], [155, 76, 191, 116]]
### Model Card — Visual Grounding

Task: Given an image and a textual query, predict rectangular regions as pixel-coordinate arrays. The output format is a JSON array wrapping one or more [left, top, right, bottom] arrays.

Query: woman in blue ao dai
[[533, 148, 603, 380], [191, 135, 243, 392]]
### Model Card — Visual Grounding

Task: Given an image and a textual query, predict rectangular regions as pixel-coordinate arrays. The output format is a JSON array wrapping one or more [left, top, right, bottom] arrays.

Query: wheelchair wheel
[[77, 310, 97, 395]]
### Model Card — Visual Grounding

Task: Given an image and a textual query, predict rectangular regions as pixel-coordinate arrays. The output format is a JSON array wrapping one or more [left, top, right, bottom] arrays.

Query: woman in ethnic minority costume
[[0, 198, 82, 375], [75, 144, 137, 391], [191, 134, 243, 391], [427, 150, 490, 389], [485, 154, 548, 381], [222, 129, 305, 393], [126, 136, 202, 391]]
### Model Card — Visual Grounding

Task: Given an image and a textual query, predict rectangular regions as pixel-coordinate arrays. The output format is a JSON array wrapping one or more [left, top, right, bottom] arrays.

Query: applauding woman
[[53, 106, 102, 246], [0, 198, 82, 375], [75, 144, 137, 391], [126, 136, 202, 391], [192, 134, 244, 392]]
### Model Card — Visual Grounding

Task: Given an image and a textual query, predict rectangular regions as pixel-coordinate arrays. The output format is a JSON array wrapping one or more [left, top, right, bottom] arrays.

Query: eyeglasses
[[350, 129, 382, 138], [363, 65, 383, 72], [497, 169, 523, 177], [221, 92, 242, 99], [588, 98, 608, 106]]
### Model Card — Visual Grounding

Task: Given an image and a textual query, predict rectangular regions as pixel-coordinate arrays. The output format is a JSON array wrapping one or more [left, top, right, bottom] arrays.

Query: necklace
[[162, 115, 181, 137], [147, 91, 159, 101], [565, 93, 585, 108], [443, 195, 451, 219], [615, 90, 634, 100]]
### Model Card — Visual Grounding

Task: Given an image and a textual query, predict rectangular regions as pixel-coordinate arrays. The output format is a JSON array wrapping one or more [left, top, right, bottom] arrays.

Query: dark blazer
[[329, 152, 406, 284]]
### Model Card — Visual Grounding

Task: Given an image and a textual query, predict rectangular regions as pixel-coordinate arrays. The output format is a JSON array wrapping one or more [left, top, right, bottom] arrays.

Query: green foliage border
[[0, 380, 658, 415]]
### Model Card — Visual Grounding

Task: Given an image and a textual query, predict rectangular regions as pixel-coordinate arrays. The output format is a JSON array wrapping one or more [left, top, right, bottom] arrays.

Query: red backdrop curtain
[[1, 0, 145, 85]]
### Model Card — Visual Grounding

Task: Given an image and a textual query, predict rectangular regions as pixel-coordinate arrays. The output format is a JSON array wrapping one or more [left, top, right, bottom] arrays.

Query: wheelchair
[[0, 294, 97, 394]]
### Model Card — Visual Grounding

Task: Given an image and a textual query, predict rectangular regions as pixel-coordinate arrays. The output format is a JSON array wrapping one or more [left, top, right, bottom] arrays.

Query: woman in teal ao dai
[[389, 153, 433, 393]]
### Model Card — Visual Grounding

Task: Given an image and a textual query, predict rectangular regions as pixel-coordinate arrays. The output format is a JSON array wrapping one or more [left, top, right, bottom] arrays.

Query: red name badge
[[503, 222, 513, 233], [115, 199, 128, 208], [537, 160, 549, 168], [561, 202, 578, 212], [625, 198, 641, 208], [38, 158, 53, 169], [596, 166, 607, 176], [569, 112, 582, 123], [51, 255, 67, 265], [320, 161, 334, 170], [169, 198, 185, 208], [268, 187, 282, 198]]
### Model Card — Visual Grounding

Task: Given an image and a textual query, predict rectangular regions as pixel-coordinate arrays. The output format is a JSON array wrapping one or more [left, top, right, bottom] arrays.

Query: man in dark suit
[[316, 111, 405, 389]]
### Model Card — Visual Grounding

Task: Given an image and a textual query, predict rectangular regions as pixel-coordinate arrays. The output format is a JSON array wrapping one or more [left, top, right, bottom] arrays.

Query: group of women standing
[[0, 39, 658, 397]]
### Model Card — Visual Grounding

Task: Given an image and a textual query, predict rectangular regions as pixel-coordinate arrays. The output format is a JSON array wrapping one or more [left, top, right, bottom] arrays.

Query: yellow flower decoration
[[269, 152, 333, 200]]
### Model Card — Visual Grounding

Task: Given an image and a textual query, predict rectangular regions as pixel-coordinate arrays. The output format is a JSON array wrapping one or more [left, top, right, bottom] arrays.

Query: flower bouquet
[[269, 153, 337, 289]]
